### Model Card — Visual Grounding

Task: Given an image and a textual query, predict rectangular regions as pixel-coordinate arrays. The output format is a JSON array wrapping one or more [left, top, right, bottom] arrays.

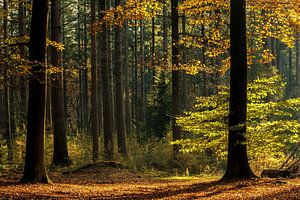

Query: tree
[[171, 0, 181, 161], [91, 0, 99, 162], [50, 0, 72, 166], [99, 0, 114, 160], [21, 0, 50, 183], [114, 0, 127, 158], [222, 0, 255, 180]]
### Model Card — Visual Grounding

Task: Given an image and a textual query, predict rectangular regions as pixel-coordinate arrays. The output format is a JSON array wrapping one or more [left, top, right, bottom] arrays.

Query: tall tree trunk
[[296, 34, 300, 96], [123, 20, 131, 135], [114, 0, 127, 157], [82, 0, 89, 133], [171, 0, 181, 162], [21, 0, 50, 183], [3, 0, 13, 163], [99, 0, 114, 160], [50, 0, 71, 166], [134, 20, 140, 142], [91, 0, 99, 162], [139, 20, 145, 127], [18, 0, 27, 126], [222, 0, 255, 180]]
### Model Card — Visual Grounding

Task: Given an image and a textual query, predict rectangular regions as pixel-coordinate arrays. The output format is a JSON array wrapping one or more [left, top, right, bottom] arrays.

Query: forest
[[0, 0, 299, 199]]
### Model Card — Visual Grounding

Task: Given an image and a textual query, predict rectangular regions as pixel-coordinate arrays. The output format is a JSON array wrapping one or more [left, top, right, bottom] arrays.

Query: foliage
[[174, 74, 300, 171], [145, 72, 171, 139]]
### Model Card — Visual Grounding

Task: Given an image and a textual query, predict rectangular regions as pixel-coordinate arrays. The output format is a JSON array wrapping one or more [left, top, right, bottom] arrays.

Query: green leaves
[[175, 74, 300, 169]]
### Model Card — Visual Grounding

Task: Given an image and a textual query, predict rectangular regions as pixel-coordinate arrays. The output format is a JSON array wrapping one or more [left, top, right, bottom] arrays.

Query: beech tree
[[222, 0, 255, 180], [21, 0, 49, 183], [171, 0, 181, 161], [50, 0, 72, 166]]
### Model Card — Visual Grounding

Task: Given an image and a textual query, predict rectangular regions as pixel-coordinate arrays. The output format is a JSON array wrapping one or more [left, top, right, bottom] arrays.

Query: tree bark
[[91, 0, 99, 162], [50, 0, 71, 166], [171, 0, 181, 162], [99, 0, 114, 160], [21, 0, 50, 183], [114, 0, 127, 158], [222, 0, 255, 180]]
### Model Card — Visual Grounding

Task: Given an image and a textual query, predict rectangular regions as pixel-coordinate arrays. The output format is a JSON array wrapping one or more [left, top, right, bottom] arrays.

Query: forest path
[[0, 164, 299, 199]]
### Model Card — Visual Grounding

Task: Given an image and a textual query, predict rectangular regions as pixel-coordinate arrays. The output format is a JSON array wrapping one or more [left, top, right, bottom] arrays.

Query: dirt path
[[0, 164, 299, 199]]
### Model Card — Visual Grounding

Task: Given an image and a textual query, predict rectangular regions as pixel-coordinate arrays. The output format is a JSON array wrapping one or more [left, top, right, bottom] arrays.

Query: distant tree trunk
[[50, 0, 71, 166], [171, 0, 181, 161], [202, 24, 208, 97], [296, 35, 300, 96], [82, 1, 89, 133], [91, 0, 99, 162], [21, 0, 50, 183], [139, 20, 145, 126], [3, 0, 13, 163], [162, 3, 168, 65], [123, 20, 131, 135], [114, 0, 127, 157], [99, 0, 114, 160], [18, 0, 27, 125], [222, 0, 255, 180], [288, 48, 292, 97], [151, 15, 155, 87], [134, 20, 140, 142]]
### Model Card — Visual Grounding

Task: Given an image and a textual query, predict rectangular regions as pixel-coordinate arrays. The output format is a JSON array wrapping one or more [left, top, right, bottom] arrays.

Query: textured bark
[[114, 0, 127, 157], [99, 0, 114, 160], [50, 0, 71, 166], [171, 0, 181, 161], [91, 0, 99, 162], [21, 0, 49, 183], [222, 0, 255, 180]]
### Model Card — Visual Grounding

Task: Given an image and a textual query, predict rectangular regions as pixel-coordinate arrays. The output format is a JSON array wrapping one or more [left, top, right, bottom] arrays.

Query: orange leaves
[[93, 0, 161, 31]]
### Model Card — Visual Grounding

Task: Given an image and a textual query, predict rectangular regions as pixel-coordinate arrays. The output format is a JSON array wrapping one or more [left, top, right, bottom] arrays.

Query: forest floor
[[0, 162, 299, 199]]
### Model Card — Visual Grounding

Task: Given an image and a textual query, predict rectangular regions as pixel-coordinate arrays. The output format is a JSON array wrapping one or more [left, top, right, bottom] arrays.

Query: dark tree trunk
[[21, 0, 50, 183], [18, 0, 28, 125], [50, 0, 71, 166], [114, 0, 127, 157], [139, 20, 145, 126], [222, 0, 255, 180], [99, 0, 114, 160], [171, 0, 181, 161], [123, 20, 131, 135], [91, 0, 99, 162]]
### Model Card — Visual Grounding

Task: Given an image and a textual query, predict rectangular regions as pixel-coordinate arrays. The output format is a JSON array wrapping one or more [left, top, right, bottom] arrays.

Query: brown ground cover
[[0, 163, 299, 199]]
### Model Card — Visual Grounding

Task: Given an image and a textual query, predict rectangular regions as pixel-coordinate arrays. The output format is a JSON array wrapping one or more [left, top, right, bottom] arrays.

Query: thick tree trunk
[[21, 0, 50, 183], [171, 0, 181, 162], [114, 0, 127, 157], [50, 0, 71, 166], [91, 0, 99, 162], [99, 0, 114, 160], [222, 0, 255, 180]]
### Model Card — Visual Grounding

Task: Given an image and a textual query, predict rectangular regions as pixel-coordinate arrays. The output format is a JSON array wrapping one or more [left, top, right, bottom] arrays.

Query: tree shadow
[[97, 179, 271, 200]]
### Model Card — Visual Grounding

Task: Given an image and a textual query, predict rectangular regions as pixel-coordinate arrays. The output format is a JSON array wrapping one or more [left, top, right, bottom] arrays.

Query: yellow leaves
[[94, 0, 161, 30], [178, 60, 213, 75], [259, 49, 275, 64], [46, 39, 65, 51]]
